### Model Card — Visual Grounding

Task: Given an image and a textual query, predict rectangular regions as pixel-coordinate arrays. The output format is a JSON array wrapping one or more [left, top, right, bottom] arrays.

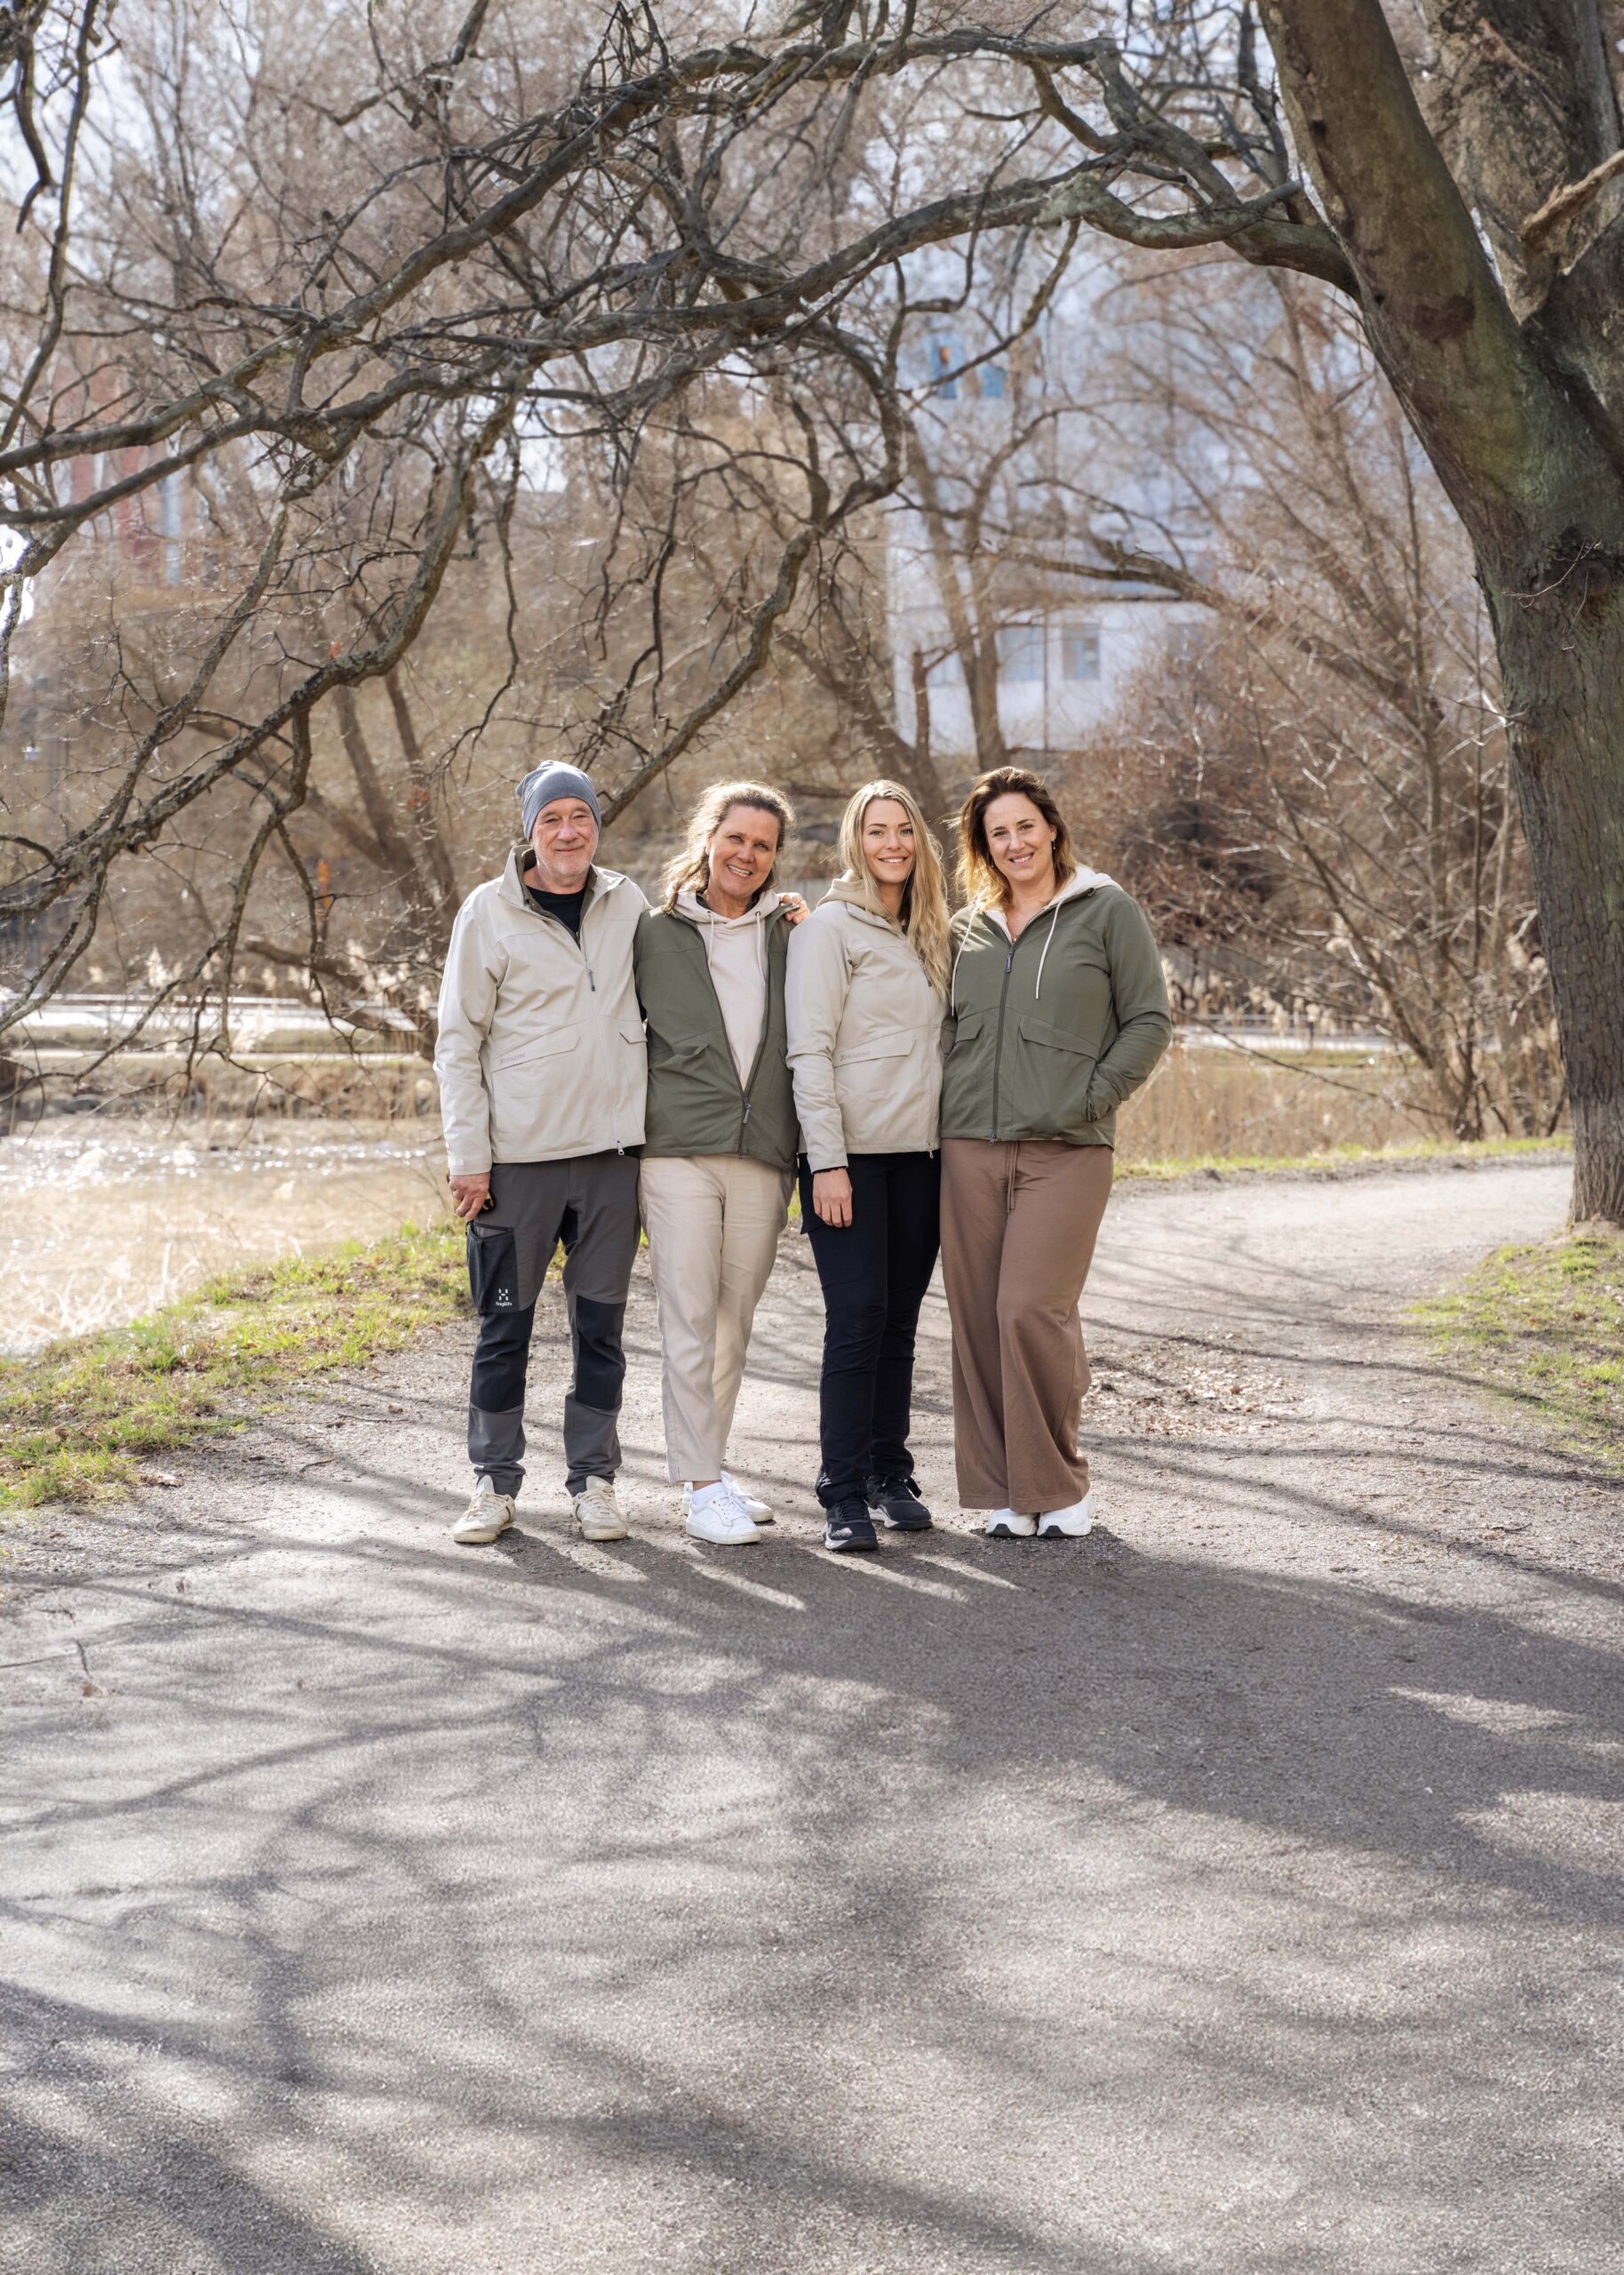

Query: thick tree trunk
[[1487, 571, 1624, 1222]]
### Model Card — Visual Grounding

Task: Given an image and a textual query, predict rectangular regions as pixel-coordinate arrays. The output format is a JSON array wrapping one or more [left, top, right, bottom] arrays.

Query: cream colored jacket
[[434, 850, 648, 1174], [785, 881, 946, 1169]]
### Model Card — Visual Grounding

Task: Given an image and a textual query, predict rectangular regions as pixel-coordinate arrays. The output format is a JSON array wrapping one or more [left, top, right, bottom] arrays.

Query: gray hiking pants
[[466, 1151, 641, 1497]]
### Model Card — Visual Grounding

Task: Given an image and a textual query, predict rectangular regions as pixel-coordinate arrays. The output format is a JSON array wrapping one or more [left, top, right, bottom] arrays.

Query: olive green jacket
[[941, 871, 1172, 1148], [633, 898, 800, 1171]]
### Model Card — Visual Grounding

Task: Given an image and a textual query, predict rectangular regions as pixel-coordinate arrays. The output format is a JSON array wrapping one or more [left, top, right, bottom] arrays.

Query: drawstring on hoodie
[[951, 897, 1063, 1007], [1033, 904, 1062, 1001], [954, 870, 1115, 1014], [696, 896, 768, 994]]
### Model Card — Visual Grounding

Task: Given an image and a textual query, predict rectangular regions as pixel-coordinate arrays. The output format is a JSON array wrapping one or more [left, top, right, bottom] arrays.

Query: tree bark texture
[[1489, 571, 1624, 1218], [1259, 0, 1624, 1217]]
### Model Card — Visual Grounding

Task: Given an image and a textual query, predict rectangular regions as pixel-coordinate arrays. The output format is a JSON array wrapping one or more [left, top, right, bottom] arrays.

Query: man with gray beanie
[[434, 762, 648, 1545]]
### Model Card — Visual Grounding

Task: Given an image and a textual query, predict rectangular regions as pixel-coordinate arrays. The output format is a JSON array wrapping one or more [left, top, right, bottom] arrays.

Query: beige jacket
[[785, 880, 946, 1169], [434, 851, 649, 1174]]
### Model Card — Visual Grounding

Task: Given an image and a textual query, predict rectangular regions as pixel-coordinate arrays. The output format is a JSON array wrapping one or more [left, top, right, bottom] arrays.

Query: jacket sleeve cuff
[[446, 1157, 493, 1177], [807, 1149, 849, 1173]]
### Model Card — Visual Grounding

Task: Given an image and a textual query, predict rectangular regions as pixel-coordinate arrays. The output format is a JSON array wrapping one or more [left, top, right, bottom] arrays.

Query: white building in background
[[883, 275, 1214, 767], [886, 548, 1207, 762]]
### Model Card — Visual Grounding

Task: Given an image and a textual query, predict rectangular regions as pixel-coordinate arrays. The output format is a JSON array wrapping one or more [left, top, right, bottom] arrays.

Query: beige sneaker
[[573, 1476, 629, 1541], [452, 1481, 515, 1545]]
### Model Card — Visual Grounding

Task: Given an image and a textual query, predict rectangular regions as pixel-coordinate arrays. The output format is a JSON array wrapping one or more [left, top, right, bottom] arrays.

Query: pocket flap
[[836, 1030, 913, 1064], [1018, 1014, 1094, 1057], [488, 1027, 579, 1074], [948, 1010, 987, 1044]]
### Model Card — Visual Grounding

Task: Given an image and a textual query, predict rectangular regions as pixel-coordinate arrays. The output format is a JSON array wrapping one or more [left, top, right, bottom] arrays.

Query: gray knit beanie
[[516, 762, 601, 841]]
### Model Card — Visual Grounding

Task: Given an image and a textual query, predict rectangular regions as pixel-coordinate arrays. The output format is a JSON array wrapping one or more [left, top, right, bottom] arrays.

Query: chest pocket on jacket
[[835, 1030, 912, 1066], [488, 1026, 580, 1074]]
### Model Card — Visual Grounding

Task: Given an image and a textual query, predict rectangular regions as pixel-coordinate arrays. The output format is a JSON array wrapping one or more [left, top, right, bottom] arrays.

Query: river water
[[0, 1118, 449, 1353]]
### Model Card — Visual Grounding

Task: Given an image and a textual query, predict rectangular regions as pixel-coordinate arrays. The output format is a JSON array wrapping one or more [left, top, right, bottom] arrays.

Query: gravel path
[[3, 1156, 1620, 2274]]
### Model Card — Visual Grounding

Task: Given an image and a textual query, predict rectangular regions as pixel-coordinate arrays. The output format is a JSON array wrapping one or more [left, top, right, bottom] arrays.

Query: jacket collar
[[974, 864, 1114, 940], [671, 886, 786, 931], [498, 846, 624, 914]]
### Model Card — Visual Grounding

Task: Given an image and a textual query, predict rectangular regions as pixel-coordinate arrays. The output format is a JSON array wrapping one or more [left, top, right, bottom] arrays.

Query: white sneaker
[[683, 1473, 774, 1524], [1039, 1491, 1095, 1538], [723, 1470, 774, 1523], [453, 1480, 515, 1545], [573, 1476, 629, 1542], [686, 1482, 760, 1546], [984, 1508, 1038, 1538]]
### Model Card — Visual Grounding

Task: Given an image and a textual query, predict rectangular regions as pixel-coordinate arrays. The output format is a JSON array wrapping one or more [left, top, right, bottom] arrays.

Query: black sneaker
[[866, 1475, 934, 1531], [824, 1497, 879, 1553]]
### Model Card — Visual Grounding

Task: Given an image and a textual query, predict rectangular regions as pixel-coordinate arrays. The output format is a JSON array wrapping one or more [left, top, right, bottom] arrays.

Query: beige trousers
[[640, 1153, 794, 1483], [940, 1138, 1113, 1515]]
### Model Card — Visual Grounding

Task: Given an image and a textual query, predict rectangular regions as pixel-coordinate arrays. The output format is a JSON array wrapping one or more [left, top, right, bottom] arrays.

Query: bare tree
[[1008, 261, 1560, 1138], [2, 3, 1622, 1209]]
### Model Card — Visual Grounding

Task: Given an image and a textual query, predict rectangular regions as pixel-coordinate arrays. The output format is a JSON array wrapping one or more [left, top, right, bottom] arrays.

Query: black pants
[[799, 1151, 941, 1508], [467, 1151, 641, 1497]]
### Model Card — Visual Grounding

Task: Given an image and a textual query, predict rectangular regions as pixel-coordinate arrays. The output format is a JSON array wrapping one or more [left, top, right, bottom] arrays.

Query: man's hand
[[811, 1168, 853, 1227], [449, 1171, 491, 1221]]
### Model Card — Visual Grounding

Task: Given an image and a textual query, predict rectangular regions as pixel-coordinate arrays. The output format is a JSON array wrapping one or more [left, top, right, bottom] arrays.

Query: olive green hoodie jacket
[[634, 893, 800, 1172], [941, 869, 1172, 1148]]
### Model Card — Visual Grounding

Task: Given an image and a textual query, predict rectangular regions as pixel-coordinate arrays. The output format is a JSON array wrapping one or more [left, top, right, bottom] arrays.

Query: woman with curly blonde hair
[[633, 780, 806, 1545], [784, 779, 951, 1553]]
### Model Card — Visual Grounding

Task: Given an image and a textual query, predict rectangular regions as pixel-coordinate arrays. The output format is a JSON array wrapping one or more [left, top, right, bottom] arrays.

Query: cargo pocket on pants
[[466, 1221, 521, 1317]]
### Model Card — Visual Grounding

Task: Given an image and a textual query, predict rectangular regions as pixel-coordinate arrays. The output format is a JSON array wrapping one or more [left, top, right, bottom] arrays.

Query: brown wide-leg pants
[[940, 1138, 1113, 1515]]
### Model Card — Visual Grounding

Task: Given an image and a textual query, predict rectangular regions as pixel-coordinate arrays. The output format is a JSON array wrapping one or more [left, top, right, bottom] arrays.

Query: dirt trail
[[3, 1157, 1620, 2274]]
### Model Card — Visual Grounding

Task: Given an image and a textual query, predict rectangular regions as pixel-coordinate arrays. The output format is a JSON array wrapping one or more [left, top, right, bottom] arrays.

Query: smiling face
[[529, 796, 598, 893], [860, 797, 916, 896], [983, 791, 1057, 899], [704, 802, 781, 915]]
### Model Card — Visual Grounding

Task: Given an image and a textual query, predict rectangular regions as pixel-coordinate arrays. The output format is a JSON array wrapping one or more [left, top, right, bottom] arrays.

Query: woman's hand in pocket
[[812, 1169, 853, 1227]]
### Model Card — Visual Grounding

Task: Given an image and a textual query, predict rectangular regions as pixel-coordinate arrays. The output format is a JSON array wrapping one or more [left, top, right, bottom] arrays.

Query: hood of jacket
[[822, 874, 911, 933], [974, 863, 1115, 940], [673, 884, 786, 930]]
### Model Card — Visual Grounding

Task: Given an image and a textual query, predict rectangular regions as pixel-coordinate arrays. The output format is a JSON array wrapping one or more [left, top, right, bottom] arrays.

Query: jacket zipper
[[988, 933, 1015, 1142], [533, 889, 625, 1153]]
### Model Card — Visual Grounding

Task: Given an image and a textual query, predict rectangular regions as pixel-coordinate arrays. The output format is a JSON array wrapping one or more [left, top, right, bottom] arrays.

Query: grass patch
[[0, 1133, 1573, 1513], [1118, 1134, 1571, 1180], [1414, 1225, 1624, 1468], [0, 1220, 469, 1511]]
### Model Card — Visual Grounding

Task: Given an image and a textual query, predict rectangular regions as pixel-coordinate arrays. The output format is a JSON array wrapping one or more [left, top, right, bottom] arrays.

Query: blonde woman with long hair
[[633, 781, 805, 1545], [784, 779, 951, 1553]]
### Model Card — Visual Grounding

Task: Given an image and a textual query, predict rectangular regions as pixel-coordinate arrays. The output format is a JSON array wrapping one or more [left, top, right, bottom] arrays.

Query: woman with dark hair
[[940, 765, 1171, 1539], [634, 781, 803, 1545]]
